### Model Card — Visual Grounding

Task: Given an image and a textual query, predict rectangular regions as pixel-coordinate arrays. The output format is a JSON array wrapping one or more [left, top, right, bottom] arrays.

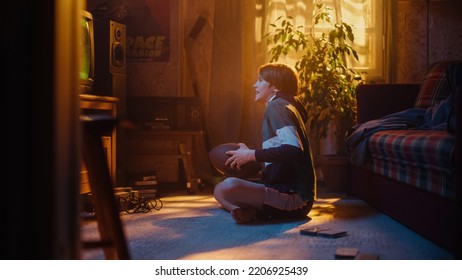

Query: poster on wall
[[123, 0, 170, 62]]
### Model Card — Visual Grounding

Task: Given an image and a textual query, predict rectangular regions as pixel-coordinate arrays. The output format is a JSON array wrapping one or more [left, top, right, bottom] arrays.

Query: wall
[[396, 0, 462, 83], [120, 0, 215, 100], [124, 0, 182, 97]]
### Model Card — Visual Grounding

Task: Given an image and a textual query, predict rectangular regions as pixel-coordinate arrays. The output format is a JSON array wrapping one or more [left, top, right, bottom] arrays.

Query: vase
[[316, 155, 348, 193]]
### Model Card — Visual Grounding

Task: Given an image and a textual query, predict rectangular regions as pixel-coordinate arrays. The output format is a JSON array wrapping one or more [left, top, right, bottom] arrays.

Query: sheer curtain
[[207, 0, 385, 148]]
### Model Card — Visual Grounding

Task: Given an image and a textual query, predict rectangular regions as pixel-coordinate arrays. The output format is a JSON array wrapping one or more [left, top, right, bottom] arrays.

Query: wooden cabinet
[[124, 130, 210, 192]]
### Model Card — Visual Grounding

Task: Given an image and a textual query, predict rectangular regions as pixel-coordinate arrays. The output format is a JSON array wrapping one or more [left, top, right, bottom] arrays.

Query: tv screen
[[79, 10, 95, 94]]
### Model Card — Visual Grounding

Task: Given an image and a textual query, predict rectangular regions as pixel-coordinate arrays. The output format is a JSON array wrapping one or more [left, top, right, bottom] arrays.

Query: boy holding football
[[213, 62, 317, 224]]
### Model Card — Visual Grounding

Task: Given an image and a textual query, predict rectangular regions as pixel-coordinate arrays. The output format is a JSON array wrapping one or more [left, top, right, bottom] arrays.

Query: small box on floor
[[354, 253, 380, 260], [335, 247, 359, 259], [317, 228, 347, 238]]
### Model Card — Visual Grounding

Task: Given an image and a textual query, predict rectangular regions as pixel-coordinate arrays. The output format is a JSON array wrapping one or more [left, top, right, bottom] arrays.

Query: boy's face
[[253, 75, 276, 104]]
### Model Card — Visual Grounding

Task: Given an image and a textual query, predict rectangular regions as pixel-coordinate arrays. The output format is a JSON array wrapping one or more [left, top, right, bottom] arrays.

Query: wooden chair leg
[[81, 118, 130, 260]]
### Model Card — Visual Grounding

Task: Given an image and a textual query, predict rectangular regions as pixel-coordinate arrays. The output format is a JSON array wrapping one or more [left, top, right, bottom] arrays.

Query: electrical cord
[[81, 191, 163, 216]]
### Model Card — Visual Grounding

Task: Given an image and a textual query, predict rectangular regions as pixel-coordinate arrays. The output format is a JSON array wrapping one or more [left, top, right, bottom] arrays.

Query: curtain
[[207, 0, 265, 149]]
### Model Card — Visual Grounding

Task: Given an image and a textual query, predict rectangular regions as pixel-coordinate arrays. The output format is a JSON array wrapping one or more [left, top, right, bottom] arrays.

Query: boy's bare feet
[[231, 207, 257, 224]]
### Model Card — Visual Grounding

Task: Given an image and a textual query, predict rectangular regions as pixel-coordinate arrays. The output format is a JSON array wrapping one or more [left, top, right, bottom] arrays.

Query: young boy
[[213, 62, 317, 223]]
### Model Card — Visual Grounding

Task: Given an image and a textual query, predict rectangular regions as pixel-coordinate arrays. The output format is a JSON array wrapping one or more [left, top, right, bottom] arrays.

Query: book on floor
[[128, 170, 158, 190], [300, 227, 347, 238]]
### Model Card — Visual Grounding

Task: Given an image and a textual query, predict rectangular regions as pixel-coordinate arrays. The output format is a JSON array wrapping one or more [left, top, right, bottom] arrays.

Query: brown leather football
[[208, 143, 261, 178]]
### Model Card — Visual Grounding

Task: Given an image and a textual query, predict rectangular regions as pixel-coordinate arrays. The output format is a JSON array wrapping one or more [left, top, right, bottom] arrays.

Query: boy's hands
[[225, 143, 256, 170]]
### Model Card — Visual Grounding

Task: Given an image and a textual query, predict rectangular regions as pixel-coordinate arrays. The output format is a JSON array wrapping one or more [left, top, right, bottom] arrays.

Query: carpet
[[80, 187, 454, 260]]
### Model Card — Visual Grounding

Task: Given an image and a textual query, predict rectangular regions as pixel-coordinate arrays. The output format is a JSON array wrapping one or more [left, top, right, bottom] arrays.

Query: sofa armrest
[[356, 84, 420, 124]]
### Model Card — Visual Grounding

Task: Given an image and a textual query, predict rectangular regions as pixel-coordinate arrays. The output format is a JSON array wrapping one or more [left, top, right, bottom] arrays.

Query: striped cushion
[[414, 60, 461, 109], [367, 129, 455, 199]]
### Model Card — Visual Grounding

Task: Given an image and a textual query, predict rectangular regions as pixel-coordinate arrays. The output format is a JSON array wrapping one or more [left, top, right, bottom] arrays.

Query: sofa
[[346, 60, 461, 257]]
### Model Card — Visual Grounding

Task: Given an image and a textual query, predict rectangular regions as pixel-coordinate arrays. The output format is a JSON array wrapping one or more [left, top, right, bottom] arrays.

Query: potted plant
[[265, 2, 364, 191]]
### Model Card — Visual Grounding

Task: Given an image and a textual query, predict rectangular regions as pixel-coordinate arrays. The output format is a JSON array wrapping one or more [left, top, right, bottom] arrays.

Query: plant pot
[[316, 155, 348, 193], [318, 120, 339, 155]]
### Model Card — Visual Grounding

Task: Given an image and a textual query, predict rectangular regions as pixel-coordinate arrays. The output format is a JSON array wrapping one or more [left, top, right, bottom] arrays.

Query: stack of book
[[129, 170, 158, 199], [143, 115, 171, 131]]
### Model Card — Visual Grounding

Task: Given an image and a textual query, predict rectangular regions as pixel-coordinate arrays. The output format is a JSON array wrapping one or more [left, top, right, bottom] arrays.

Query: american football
[[208, 143, 262, 178]]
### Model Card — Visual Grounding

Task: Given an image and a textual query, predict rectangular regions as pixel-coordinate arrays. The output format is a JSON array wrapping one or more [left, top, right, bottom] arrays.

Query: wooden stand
[[81, 117, 130, 259], [80, 94, 118, 193]]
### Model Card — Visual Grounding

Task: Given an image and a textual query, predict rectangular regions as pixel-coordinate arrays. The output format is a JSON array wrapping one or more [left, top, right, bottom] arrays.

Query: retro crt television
[[79, 10, 95, 94]]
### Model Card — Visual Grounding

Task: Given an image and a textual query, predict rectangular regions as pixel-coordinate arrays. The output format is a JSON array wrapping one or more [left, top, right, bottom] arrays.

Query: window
[[332, 0, 385, 82], [261, 0, 386, 82]]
